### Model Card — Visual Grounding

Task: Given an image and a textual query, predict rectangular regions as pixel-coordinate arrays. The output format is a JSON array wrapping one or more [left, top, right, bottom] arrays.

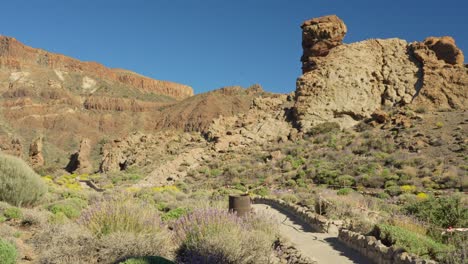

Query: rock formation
[[422, 36, 464, 65], [0, 136, 22, 157], [206, 95, 294, 152], [0, 36, 193, 99], [66, 138, 93, 174], [301, 15, 347, 73], [294, 15, 467, 131], [29, 136, 44, 167], [100, 131, 207, 174], [410, 40, 468, 109]]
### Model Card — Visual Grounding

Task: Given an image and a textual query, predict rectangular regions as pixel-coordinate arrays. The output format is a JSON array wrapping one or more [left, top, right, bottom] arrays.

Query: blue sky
[[1, 0, 466, 94]]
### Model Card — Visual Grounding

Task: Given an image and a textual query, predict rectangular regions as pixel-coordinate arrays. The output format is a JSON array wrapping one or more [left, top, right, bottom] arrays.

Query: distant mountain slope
[[0, 36, 267, 171], [0, 36, 193, 99]]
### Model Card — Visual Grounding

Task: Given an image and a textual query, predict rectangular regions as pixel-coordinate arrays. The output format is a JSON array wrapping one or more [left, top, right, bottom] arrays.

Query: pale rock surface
[[294, 15, 467, 131], [66, 138, 93, 174], [206, 95, 293, 152], [295, 38, 419, 130], [301, 15, 347, 73]]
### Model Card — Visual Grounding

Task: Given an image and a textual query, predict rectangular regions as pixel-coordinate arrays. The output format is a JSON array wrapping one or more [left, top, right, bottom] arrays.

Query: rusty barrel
[[229, 194, 251, 217]]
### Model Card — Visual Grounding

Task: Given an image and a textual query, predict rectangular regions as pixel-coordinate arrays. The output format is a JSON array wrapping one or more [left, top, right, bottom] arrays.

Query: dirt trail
[[252, 204, 372, 264]]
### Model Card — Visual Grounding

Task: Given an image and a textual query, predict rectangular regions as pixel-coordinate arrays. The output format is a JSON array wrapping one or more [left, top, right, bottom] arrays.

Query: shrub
[[120, 256, 174, 264], [337, 188, 353, 196], [0, 153, 47, 206], [99, 232, 172, 263], [161, 207, 189, 222], [48, 198, 87, 219], [416, 192, 428, 200], [377, 192, 390, 199], [33, 223, 172, 264], [3, 207, 22, 220], [308, 122, 340, 136], [374, 224, 451, 261], [385, 185, 402, 196], [79, 197, 164, 237], [336, 175, 355, 187], [0, 239, 17, 264], [173, 209, 278, 264], [404, 195, 468, 228], [400, 185, 417, 194]]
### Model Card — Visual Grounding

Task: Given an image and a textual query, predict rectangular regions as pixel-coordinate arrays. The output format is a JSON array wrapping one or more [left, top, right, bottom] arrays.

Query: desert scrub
[[374, 224, 451, 261], [0, 153, 47, 206], [120, 256, 174, 264], [161, 207, 189, 221], [79, 196, 165, 237], [48, 197, 87, 219], [403, 195, 468, 229], [0, 239, 17, 264], [3, 207, 22, 220], [33, 222, 172, 264], [337, 188, 353, 196], [173, 209, 278, 264]]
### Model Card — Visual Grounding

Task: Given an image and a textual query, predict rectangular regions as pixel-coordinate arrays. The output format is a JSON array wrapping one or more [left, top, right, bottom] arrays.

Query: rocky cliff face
[[294, 15, 467, 131], [0, 36, 193, 99], [0, 36, 266, 169]]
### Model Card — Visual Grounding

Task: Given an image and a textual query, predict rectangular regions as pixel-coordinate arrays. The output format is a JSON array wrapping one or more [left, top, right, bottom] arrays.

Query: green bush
[[337, 188, 353, 196], [336, 175, 355, 187], [377, 192, 390, 199], [48, 198, 87, 219], [161, 207, 189, 222], [375, 224, 451, 261], [0, 153, 47, 206], [385, 185, 402, 196], [4, 207, 22, 220], [404, 195, 468, 229], [0, 239, 17, 264]]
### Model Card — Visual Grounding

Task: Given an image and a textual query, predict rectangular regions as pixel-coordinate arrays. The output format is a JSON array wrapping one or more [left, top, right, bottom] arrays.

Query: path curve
[[252, 204, 372, 264]]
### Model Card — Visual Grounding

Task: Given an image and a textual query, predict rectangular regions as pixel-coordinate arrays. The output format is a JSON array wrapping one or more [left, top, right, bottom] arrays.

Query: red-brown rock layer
[[0, 36, 193, 99]]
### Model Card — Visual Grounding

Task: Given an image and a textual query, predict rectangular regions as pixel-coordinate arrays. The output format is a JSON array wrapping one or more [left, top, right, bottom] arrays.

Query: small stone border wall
[[339, 229, 437, 264], [252, 197, 438, 264]]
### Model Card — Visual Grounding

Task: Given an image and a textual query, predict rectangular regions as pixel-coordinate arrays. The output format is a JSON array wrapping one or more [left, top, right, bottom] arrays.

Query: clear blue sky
[[1, 0, 466, 94]]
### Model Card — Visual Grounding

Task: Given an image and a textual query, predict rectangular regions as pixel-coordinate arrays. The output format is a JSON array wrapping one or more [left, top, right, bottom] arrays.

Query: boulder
[[424, 36, 464, 65], [301, 15, 347, 73]]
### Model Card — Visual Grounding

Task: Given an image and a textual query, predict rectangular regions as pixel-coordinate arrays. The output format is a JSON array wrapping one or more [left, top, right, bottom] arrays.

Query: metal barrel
[[228, 194, 251, 217]]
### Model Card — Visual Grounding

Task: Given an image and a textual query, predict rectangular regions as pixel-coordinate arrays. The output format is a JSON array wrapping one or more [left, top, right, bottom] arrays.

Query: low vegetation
[[0, 239, 17, 264], [173, 209, 278, 264], [0, 153, 47, 206]]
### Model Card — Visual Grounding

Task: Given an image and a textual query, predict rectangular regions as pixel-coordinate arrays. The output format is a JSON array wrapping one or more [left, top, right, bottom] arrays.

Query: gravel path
[[252, 204, 372, 264]]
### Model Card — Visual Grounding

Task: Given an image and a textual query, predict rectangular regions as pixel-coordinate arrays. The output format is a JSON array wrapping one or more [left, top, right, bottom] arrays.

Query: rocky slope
[[0, 36, 265, 170], [0, 36, 193, 99], [294, 15, 467, 131]]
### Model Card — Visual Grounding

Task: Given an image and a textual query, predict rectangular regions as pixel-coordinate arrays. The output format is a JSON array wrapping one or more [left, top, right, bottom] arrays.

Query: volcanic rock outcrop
[[206, 94, 295, 152], [29, 137, 44, 167], [294, 15, 467, 131], [66, 138, 93, 174], [301, 15, 347, 73]]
